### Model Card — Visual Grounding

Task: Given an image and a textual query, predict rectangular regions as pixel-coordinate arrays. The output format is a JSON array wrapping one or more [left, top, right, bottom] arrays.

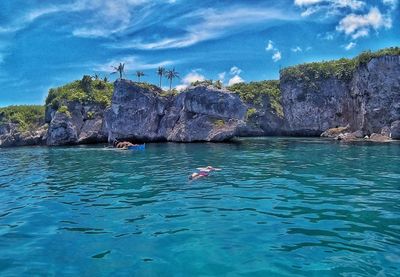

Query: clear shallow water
[[1, 138, 400, 277]]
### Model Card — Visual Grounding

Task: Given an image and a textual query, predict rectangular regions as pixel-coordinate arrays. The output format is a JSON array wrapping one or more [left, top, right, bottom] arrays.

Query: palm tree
[[157, 66, 166, 88], [165, 68, 179, 90], [136, 71, 145, 82], [92, 73, 99, 80], [111, 63, 125, 79]]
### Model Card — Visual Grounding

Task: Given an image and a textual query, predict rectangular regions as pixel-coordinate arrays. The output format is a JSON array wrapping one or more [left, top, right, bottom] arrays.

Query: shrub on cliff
[[45, 76, 113, 109], [280, 47, 400, 84], [228, 80, 283, 117], [0, 105, 45, 131]]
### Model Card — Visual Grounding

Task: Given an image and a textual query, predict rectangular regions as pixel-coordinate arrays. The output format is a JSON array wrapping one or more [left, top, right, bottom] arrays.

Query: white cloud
[[218, 72, 226, 82], [344, 41, 357, 50], [265, 40, 274, 51], [382, 0, 398, 9], [0, 2, 87, 34], [175, 70, 206, 90], [93, 56, 173, 72], [265, 40, 282, 62], [272, 51, 282, 62], [295, 0, 323, 5], [228, 75, 244, 86], [114, 7, 298, 49], [336, 7, 392, 39], [291, 46, 302, 52], [229, 66, 242, 75]]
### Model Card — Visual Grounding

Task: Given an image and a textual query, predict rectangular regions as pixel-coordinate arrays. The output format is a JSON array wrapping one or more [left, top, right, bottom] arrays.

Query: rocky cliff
[[1, 48, 399, 147], [278, 53, 400, 138], [45, 101, 108, 146], [105, 81, 246, 142]]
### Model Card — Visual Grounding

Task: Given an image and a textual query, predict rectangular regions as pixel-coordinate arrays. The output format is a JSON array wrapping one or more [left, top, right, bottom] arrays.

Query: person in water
[[113, 139, 138, 149], [189, 166, 221, 180]]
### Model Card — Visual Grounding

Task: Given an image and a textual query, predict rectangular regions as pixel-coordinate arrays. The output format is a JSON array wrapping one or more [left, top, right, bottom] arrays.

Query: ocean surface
[[1, 138, 400, 276]]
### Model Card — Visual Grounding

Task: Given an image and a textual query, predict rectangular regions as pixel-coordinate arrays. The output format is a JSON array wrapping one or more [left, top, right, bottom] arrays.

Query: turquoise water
[[1, 138, 400, 276]]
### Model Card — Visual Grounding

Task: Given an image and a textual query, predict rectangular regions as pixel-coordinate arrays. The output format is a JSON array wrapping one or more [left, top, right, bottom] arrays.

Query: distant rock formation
[[105, 81, 246, 142], [279, 55, 400, 139], [1, 50, 399, 147]]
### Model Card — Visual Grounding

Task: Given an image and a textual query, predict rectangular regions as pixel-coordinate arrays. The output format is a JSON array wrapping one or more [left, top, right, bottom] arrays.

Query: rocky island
[[1, 47, 399, 147]]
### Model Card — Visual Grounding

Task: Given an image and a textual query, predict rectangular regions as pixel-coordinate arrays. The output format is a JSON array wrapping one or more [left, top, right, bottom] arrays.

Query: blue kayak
[[127, 144, 145, 151]]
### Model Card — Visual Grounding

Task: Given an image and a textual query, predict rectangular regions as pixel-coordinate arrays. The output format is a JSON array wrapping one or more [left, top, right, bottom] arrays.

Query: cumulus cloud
[[218, 72, 226, 82], [229, 66, 242, 75], [344, 41, 357, 50], [176, 70, 206, 90], [265, 40, 274, 51], [265, 40, 282, 62], [272, 51, 282, 62], [228, 75, 244, 86], [336, 7, 392, 39]]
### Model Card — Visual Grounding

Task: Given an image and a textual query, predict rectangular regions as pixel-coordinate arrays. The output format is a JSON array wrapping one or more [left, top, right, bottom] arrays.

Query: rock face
[[280, 55, 400, 139], [351, 56, 400, 134], [105, 81, 246, 142], [0, 123, 47, 147], [280, 77, 353, 136], [390, 120, 400, 139], [45, 101, 108, 146]]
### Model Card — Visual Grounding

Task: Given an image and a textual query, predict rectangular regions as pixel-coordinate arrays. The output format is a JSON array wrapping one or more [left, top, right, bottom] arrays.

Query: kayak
[[127, 144, 145, 151]]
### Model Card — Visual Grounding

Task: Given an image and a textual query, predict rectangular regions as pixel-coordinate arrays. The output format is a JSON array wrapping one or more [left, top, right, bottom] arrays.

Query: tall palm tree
[[165, 68, 179, 90], [157, 66, 166, 88], [111, 63, 125, 79], [136, 71, 145, 82]]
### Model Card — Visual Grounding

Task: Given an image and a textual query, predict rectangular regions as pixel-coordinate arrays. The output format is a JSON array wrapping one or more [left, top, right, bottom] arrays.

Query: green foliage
[[45, 76, 113, 109], [213, 119, 225, 128], [136, 82, 162, 92], [191, 79, 224, 89], [280, 47, 400, 84], [228, 80, 283, 117], [246, 108, 257, 119], [159, 89, 179, 97], [86, 111, 95, 119], [0, 105, 45, 131], [57, 105, 70, 116]]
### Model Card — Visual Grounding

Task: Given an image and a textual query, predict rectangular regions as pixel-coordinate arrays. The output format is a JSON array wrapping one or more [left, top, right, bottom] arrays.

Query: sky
[[0, 0, 399, 106]]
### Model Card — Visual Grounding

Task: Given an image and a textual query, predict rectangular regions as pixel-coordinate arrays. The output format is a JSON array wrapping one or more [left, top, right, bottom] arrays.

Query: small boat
[[127, 144, 145, 151]]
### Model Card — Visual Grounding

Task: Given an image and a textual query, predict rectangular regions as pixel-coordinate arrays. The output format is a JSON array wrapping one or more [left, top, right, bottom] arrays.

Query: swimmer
[[189, 166, 221, 180], [189, 171, 209, 180], [196, 166, 221, 172]]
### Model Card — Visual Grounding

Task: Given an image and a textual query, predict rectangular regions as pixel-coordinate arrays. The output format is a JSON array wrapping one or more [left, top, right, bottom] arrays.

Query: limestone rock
[[390, 120, 400, 139]]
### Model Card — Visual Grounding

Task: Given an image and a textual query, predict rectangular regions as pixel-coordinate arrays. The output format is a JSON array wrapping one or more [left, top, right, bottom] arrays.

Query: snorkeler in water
[[196, 166, 221, 172], [189, 166, 221, 180]]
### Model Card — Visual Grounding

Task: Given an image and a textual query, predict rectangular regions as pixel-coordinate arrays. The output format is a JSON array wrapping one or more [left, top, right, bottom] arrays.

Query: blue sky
[[0, 0, 399, 106]]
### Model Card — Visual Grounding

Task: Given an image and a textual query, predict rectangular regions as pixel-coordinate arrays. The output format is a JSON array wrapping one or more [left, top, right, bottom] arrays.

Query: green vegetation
[[213, 119, 225, 128], [86, 111, 95, 119], [159, 89, 179, 97], [246, 108, 257, 119], [57, 105, 70, 116], [281, 47, 400, 83], [190, 80, 223, 89], [0, 105, 45, 131], [136, 82, 162, 92], [45, 75, 113, 109], [228, 80, 283, 117]]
